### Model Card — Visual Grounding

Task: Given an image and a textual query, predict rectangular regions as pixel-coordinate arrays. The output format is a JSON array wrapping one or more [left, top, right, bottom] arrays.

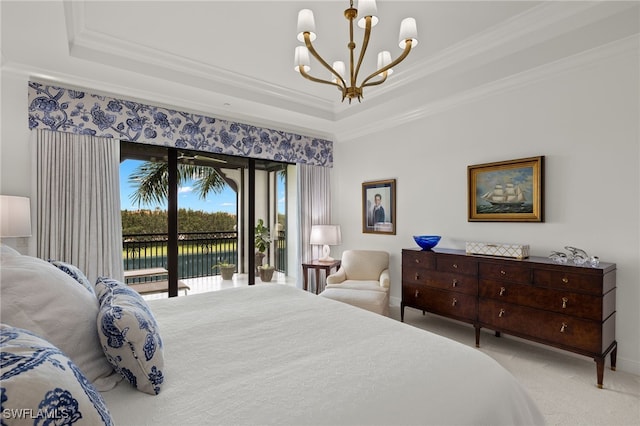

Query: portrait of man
[[363, 179, 395, 234]]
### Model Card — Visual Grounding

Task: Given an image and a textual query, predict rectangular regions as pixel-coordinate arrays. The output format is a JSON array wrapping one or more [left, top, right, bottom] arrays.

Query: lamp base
[[318, 244, 334, 262]]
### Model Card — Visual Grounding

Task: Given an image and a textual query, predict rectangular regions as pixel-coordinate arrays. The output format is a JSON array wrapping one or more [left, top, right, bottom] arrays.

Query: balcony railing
[[122, 231, 286, 281]]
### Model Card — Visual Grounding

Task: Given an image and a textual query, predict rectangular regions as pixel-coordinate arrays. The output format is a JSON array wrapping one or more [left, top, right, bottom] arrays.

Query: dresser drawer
[[436, 255, 477, 275], [403, 251, 436, 270], [534, 269, 604, 295], [479, 299, 611, 354], [403, 283, 477, 322], [479, 280, 614, 321], [479, 262, 531, 284], [404, 269, 477, 296]]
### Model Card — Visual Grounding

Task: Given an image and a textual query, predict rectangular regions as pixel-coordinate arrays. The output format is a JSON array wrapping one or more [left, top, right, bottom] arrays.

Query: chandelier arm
[[304, 33, 348, 91], [360, 72, 388, 88], [298, 66, 346, 95], [360, 40, 413, 89], [353, 16, 372, 88]]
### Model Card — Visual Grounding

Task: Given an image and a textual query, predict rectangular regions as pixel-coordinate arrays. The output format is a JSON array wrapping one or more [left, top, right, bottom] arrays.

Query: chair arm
[[379, 269, 390, 289], [326, 268, 346, 284]]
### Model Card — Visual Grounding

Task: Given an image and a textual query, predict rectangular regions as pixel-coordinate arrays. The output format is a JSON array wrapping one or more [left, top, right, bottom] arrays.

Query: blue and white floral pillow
[[48, 260, 95, 296], [95, 277, 164, 395], [0, 324, 113, 425]]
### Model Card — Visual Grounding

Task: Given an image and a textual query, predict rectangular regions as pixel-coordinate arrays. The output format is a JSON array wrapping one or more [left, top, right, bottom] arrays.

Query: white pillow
[[0, 324, 114, 425], [0, 243, 20, 260], [0, 254, 121, 391], [48, 259, 96, 296], [96, 277, 165, 395]]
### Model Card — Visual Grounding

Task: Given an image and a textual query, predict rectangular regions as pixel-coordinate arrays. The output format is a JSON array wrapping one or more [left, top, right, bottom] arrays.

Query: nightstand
[[302, 259, 341, 294]]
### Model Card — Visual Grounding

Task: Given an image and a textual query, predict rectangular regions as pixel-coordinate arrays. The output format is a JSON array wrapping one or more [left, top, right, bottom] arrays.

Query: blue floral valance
[[27, 81, 333, 167]]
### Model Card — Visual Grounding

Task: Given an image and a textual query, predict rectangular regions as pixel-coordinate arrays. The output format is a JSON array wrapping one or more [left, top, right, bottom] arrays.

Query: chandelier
[[294, 0, 418, 103]]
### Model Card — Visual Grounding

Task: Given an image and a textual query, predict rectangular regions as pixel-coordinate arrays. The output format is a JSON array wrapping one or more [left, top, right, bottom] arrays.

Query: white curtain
[[296, 164, 332, 291], [35, 130, 124, 283]]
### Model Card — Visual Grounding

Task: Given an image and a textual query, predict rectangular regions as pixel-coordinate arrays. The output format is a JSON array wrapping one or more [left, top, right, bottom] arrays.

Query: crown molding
[[59, 0, 638, 142], [334, 35, 639, 142], [335, 1, 636, 116], [63, 1, 337, 121]]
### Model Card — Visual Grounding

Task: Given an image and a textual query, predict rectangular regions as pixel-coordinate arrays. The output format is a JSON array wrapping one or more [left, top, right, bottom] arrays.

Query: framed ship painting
[[362, 179, 396, 234], [468, 156, 544, 222]]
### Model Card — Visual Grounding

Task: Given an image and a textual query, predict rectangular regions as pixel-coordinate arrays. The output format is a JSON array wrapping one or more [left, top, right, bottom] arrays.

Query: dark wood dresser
[[401, 248, 617, 388]]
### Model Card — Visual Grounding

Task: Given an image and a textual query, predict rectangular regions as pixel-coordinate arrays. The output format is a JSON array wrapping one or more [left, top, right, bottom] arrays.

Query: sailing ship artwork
[[480, 181, 530, 213], [468, 156, 544, 222]]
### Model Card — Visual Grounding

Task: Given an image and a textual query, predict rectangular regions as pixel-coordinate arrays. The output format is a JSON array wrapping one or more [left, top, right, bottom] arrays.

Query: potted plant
[[254, 219, 271, 276], [213, 262, 235, 280], [258, 263, 275, 282]]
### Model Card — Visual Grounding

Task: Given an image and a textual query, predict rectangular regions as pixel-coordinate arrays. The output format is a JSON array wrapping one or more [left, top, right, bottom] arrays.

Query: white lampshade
[[0, 195, 32, 237], [297, 9, 317, 42], [398, 17, 418, 48], [332, 61, 345, 83], [310, 225, 342, 262], [294, 46, 311, 73], [357, 0, 379, 28], [377, 51, 393, 76]]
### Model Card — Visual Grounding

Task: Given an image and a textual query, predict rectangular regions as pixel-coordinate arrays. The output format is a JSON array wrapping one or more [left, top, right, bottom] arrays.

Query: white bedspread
[[101, 284, 544, 425]]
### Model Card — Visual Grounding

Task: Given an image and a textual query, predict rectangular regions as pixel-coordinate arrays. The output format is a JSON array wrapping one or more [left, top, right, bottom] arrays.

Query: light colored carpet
[[394, 306, 640, 426]]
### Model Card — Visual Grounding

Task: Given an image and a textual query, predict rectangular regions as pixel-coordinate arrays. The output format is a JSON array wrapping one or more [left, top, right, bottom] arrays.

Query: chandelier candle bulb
[[399, 17, 418, 47], [357, 0, 378, 28], [297, 9, 316, 42], [332, 61, 346, 83], [294, 46, 311, 72], [377, 51, 393, 75]]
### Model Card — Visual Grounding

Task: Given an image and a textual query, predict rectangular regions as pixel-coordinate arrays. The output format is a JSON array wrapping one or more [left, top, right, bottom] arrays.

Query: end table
[[302, 259, 341, 294]]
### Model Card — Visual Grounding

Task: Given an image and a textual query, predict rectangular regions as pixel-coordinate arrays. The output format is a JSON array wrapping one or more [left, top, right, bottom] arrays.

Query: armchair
[[319, 250, 390, 316]]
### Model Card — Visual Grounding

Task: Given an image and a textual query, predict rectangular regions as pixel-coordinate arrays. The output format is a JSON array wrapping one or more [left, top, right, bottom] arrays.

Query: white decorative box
[[465, 242, 530, 259]]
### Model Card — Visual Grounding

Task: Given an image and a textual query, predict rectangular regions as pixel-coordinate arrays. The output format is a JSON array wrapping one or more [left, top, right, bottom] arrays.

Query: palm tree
[[128, 161, 227, 207]]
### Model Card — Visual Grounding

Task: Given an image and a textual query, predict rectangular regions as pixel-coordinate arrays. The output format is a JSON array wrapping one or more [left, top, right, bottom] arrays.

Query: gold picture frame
[[362, 179, 396, 234], [468, 156, 544, 222]]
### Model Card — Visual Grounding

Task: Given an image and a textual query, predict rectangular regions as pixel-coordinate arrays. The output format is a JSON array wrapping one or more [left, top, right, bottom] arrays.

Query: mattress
[[101, 284, 544, 425]]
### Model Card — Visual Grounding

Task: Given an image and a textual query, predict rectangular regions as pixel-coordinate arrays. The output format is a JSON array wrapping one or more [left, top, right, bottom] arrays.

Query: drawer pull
[[562, 277, 569, 284], [452, 264, 458, 269], [415, 273, 420, 280], [498, 308, 505, 317], [499, 287, 506, 296], [452, 279, 458, 288], [414, 289, 420, 298], [451, 298, 457, 307], [415, 259, 420, 264], [500, 270, 506, 275], [560, 322, 568, 333], [562, 297, 568, 309]]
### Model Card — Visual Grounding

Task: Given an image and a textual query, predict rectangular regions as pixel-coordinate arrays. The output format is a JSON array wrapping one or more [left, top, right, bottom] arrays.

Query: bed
[[0, 246, 544, 425]]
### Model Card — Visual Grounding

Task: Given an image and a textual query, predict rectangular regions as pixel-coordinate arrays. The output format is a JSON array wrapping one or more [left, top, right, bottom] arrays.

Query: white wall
[[332, 47, 640, 374]]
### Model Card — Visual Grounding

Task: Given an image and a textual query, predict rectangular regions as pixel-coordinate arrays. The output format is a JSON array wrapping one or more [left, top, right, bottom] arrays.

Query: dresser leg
[[611, 342, 618, 371], [475, 326, 481, 348], [595, 357, 605, 389], [401, 303, 405, 322]]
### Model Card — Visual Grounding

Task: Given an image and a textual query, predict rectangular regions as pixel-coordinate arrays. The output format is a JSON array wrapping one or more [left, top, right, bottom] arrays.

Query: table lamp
[[310, 224, 342, 262], [0, 195, 32, 253]]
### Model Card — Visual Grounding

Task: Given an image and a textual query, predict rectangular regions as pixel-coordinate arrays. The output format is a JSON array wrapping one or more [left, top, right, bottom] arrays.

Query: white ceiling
[[2, 1, 638, 142]]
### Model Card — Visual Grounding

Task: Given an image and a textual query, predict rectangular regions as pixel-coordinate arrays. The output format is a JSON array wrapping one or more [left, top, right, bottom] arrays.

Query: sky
[[120, 159, 238, 214], [120, 159, 286, 215]]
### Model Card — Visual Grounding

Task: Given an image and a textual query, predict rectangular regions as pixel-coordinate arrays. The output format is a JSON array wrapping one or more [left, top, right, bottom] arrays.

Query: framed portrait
[[468, 156, 544, 222], [362, 179, 396, 234]]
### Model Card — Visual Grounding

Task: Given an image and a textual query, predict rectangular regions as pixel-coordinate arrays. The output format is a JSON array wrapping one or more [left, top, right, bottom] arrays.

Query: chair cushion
[[325, 280, 387, 292], [320, 288, 389, 316]]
